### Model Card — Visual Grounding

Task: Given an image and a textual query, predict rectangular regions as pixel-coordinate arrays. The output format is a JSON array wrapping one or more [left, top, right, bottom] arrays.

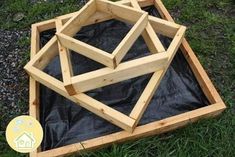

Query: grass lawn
[[0, 0, 234, 156]]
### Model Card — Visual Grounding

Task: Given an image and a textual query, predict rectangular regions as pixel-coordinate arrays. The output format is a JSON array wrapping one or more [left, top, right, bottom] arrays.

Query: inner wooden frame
[[57, 0, 155, 69], [28, 0, 226, 157], [25, 5, 185, 96]]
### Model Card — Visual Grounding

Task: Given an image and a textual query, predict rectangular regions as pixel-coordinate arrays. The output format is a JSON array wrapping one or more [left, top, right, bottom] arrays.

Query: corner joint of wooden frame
[[65, 83, 77, 96]]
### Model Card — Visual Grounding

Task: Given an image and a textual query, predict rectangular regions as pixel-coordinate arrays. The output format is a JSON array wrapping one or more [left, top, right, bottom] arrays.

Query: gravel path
[[0, 29, 30, 130]]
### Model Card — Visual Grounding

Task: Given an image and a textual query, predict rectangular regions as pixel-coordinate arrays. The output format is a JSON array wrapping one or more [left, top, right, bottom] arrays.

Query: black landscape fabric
[[38, 6, 209, 151]]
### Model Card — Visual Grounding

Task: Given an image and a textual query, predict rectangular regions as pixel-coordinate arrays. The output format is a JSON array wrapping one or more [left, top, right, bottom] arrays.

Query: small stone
[[13, 13, 25, 22], [11, 62, 16, 67]]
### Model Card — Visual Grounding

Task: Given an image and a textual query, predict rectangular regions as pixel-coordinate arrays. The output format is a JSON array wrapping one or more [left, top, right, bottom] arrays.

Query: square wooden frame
[[28, 0, 226, 157], [57, 0, 149, 69], [26, 0, 186, 96]]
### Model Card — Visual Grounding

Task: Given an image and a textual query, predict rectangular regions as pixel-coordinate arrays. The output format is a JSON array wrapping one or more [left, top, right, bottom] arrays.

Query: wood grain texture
[[29, 24, 41, 157], [37, 102, 225, 157], [71, 53, 168, 93], [25, 65, 136, 132], [56, 19, 75, 95]]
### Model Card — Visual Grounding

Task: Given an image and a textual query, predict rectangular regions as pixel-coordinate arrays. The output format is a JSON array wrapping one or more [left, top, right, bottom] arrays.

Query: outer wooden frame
[[28, 0, 226, 157]]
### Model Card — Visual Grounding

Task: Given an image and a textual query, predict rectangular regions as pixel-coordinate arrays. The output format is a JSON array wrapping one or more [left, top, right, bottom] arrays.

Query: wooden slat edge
[[129, 0, 165, 53], [25, 36, 58, 70], [130, 70, 163, 122], [37, 102, 226, 157], [96, 0, 145, 23], [55, 19, 76, 95], [71, 53, 168, 92], [58, 0, 96, 36], [56, 33, 115, 69], [113, 12, 148, 65], [129, 20, 186, 127], [29, 24, 41, 157]]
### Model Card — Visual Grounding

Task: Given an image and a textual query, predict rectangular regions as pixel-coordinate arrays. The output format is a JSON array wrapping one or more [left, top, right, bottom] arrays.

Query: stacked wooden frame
[[25, 0, 226, 157], [25, 0, 186, 133]]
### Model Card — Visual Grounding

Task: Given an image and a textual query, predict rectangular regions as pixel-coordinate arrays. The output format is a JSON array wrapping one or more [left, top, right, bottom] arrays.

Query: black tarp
[[39, 6, 209, 151]]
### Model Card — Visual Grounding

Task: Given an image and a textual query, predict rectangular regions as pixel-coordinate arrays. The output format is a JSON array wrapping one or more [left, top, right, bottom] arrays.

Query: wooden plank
[[96, 0, 145, 23], [154, 0, 224, 104], [149, 15, 180, 38], [29, 24, 41, 157], [28, 36, 58, 70], [71, 53, 168, 93], [130, 25, 186, 126], [37, 102, 226, 157], [56, 33, 115, 68], [113, 13, 148, 65], [130, 0, 142, 9], [180, 39, 223, 103], [56, 19, 75, 95], [141, 23, 166, 53], [24, 66, 136, 132], [127, 0, 166, 125], [31, 24, 40, 54], [59, 0, 96, 36], [34, 19, 56, 33], [130, 0, 165, 54], [74, 11, 113, 27], [130, 70, 163, 123], [166, 26, 186, 61]]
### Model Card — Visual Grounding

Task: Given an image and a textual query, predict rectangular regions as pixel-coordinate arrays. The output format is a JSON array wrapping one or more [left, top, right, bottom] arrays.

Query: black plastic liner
[[39, 6, 209, 151]]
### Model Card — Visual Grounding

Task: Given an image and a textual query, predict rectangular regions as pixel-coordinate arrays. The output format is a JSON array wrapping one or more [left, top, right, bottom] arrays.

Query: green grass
[[0, 0, 82, 29], [0, 0, 234, 156]]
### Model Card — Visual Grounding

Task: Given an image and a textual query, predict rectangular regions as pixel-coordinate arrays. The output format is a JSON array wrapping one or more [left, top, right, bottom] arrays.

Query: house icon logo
[[6, 115, 43, 153], [14, 132, 36, 149]]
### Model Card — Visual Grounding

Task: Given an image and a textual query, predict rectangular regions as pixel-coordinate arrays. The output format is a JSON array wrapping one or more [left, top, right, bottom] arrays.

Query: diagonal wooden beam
[[56, 19, 76, 95], [130, 10, 186, 126]]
